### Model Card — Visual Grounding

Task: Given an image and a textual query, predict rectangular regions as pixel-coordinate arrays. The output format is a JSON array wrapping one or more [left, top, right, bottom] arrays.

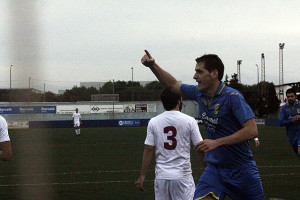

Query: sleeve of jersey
[[0, 119, 10, 143], [230, 92, 255, 124], [180, 84, 198, 100], [144, 120, 155, 146], [279, 106, 293, 126], [190, 119, 203, 145]]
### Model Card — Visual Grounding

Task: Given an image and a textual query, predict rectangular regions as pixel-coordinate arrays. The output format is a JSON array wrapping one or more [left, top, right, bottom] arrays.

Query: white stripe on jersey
[[145, 111, 203, 180]]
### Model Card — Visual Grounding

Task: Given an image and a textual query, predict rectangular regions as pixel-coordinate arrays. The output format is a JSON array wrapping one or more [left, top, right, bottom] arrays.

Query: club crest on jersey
[[201, 99, 207, 106], [214, 104, 219, 115]]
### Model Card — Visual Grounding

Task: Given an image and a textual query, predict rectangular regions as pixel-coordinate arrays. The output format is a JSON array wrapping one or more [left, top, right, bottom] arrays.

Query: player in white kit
[[135, 89, 206, 200], [0, 115, 12, 161], [72, 108, 82, 136]]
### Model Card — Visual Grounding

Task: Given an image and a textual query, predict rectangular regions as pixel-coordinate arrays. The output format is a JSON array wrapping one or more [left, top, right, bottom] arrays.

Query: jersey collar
[[215, 81, 226, 96], [198, 81, 225, 98]]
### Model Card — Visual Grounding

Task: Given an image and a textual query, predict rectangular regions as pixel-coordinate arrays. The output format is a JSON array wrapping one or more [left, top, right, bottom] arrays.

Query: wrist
[[215, 138, 224, 147]]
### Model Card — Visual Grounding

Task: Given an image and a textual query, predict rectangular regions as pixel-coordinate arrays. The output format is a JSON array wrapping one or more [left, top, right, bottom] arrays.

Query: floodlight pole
[[131, 67, 133, 101], [10, 64, 13, 103], [237, 60, 242, 83], [256, 64, 260, 95], [256, 64, 259, 84], [112, 79, 115, 120], [44, 83, 46, 102]]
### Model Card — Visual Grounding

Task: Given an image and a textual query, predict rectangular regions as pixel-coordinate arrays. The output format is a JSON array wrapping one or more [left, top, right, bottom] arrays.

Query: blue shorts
[[193, 165, 264, 200]]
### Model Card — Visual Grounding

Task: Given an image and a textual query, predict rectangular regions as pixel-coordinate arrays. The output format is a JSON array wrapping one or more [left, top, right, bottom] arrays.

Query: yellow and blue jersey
[[279, 101, 300, 155], [279, 101, 300, 134], [181, 82, 256, 168]]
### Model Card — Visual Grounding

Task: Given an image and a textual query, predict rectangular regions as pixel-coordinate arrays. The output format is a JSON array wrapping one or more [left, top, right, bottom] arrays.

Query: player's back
[[147, 111, 202, 180]]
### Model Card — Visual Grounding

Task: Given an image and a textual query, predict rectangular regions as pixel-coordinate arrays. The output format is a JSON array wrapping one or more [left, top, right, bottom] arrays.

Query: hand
[[293, 115, 300, 122], [141, 50, 155, 67], [255, 140, 260, 147], [135, 175, 145, 192], [195, 139, 219, 153]]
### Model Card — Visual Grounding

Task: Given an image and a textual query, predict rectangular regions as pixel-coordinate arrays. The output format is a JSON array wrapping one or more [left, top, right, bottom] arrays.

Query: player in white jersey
[[135, 89, 206, 200], [72, 108, 82, 136], [0, 115, 12, 161]]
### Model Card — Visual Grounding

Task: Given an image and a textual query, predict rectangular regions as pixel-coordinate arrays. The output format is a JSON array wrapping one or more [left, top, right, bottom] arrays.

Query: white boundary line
[[1, 171, 299, 187], [0, 166, 299, 178]]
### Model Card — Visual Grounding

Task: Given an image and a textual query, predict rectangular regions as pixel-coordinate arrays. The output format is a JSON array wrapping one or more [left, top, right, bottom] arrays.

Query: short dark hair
[[195, 54, 224, 81], [160, 89, 181, 111], [286, 88, 296, 96]]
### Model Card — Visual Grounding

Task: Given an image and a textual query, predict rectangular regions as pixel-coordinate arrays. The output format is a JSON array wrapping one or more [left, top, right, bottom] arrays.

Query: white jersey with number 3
[[145, 111, 203, 180]]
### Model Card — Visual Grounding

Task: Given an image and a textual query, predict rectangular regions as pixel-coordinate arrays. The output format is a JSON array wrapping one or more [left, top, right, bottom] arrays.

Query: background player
[[279, 88, 300, 157], [0, 115, 12, 161], [135, 89, 206, 200], [141, 50, 264, 200], [73, 108, 82, 136]]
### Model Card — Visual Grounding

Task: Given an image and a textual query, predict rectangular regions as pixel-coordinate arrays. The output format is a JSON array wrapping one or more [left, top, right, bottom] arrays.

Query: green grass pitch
[[0, 126, 299, 199]]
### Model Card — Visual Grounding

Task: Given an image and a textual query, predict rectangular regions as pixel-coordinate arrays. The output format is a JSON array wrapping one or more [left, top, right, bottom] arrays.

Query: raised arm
[[141, 50, 182, 95]]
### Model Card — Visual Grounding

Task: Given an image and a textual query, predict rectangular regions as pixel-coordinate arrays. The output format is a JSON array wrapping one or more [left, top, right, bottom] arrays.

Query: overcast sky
[[1, 0, 299, 93]]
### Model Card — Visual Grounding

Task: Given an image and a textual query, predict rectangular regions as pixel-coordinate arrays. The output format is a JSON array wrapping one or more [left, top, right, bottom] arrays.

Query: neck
[[206, 81, 221, 98], [170, 104, 180, 111]]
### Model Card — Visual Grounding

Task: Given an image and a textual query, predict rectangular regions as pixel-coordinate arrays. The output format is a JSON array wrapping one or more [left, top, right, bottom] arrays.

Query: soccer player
[[73, 108, 82, 136], [279, 88, 300, 157], [135, 89, 206, 200], [141, 50, 264, 200], [0, 115, 12, 161]]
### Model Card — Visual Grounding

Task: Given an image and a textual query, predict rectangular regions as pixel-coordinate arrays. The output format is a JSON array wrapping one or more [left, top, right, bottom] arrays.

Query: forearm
[[0, 141, 12, 161], [140, 147, 154, 176], [216, 121, 258, 147], [279, 119, 293, 126], [196, 151, 207, 168], [0, 151, 9, 161], [149, 63, 182, 94]]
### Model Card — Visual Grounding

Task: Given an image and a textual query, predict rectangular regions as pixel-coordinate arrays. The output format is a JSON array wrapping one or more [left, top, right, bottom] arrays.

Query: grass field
[[0, 126, 299, 200]]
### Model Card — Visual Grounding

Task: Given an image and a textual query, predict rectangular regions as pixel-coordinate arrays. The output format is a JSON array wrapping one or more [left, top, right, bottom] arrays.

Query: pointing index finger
[[144, 50, 152, 59]]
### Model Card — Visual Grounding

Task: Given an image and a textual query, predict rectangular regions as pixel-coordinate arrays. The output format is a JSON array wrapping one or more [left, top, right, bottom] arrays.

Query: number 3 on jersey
[[164, 126, 177, 150]]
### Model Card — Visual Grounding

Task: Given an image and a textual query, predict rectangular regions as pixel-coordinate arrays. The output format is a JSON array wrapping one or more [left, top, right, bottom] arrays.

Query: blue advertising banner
[[39, 106, 56, 114], [118, 119, 141, 127], [0, 106, 56, 114], [0, 107, 18, 114]]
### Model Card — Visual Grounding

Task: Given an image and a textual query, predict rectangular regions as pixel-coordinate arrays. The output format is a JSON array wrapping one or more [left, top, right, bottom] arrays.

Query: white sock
[[75, 129, 78, 135], [78, 129, 80, 134]]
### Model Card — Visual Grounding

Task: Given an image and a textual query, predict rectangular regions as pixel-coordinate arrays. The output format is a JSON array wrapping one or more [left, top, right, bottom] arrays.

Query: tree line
[[1, 74, 299, 117]]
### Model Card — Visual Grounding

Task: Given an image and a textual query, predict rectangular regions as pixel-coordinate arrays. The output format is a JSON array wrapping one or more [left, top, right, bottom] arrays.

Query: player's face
[[193, 62, 215, 93], [286, 93, 296, 105], [75, 108, 79, 113]]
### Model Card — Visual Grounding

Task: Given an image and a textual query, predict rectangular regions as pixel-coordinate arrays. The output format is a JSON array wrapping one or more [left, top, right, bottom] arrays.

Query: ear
[[211, 69, 219, 79]]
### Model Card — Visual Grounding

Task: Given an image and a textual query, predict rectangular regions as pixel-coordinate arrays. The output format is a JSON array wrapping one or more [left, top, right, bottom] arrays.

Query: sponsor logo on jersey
[[214, 104, 219, 115]]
